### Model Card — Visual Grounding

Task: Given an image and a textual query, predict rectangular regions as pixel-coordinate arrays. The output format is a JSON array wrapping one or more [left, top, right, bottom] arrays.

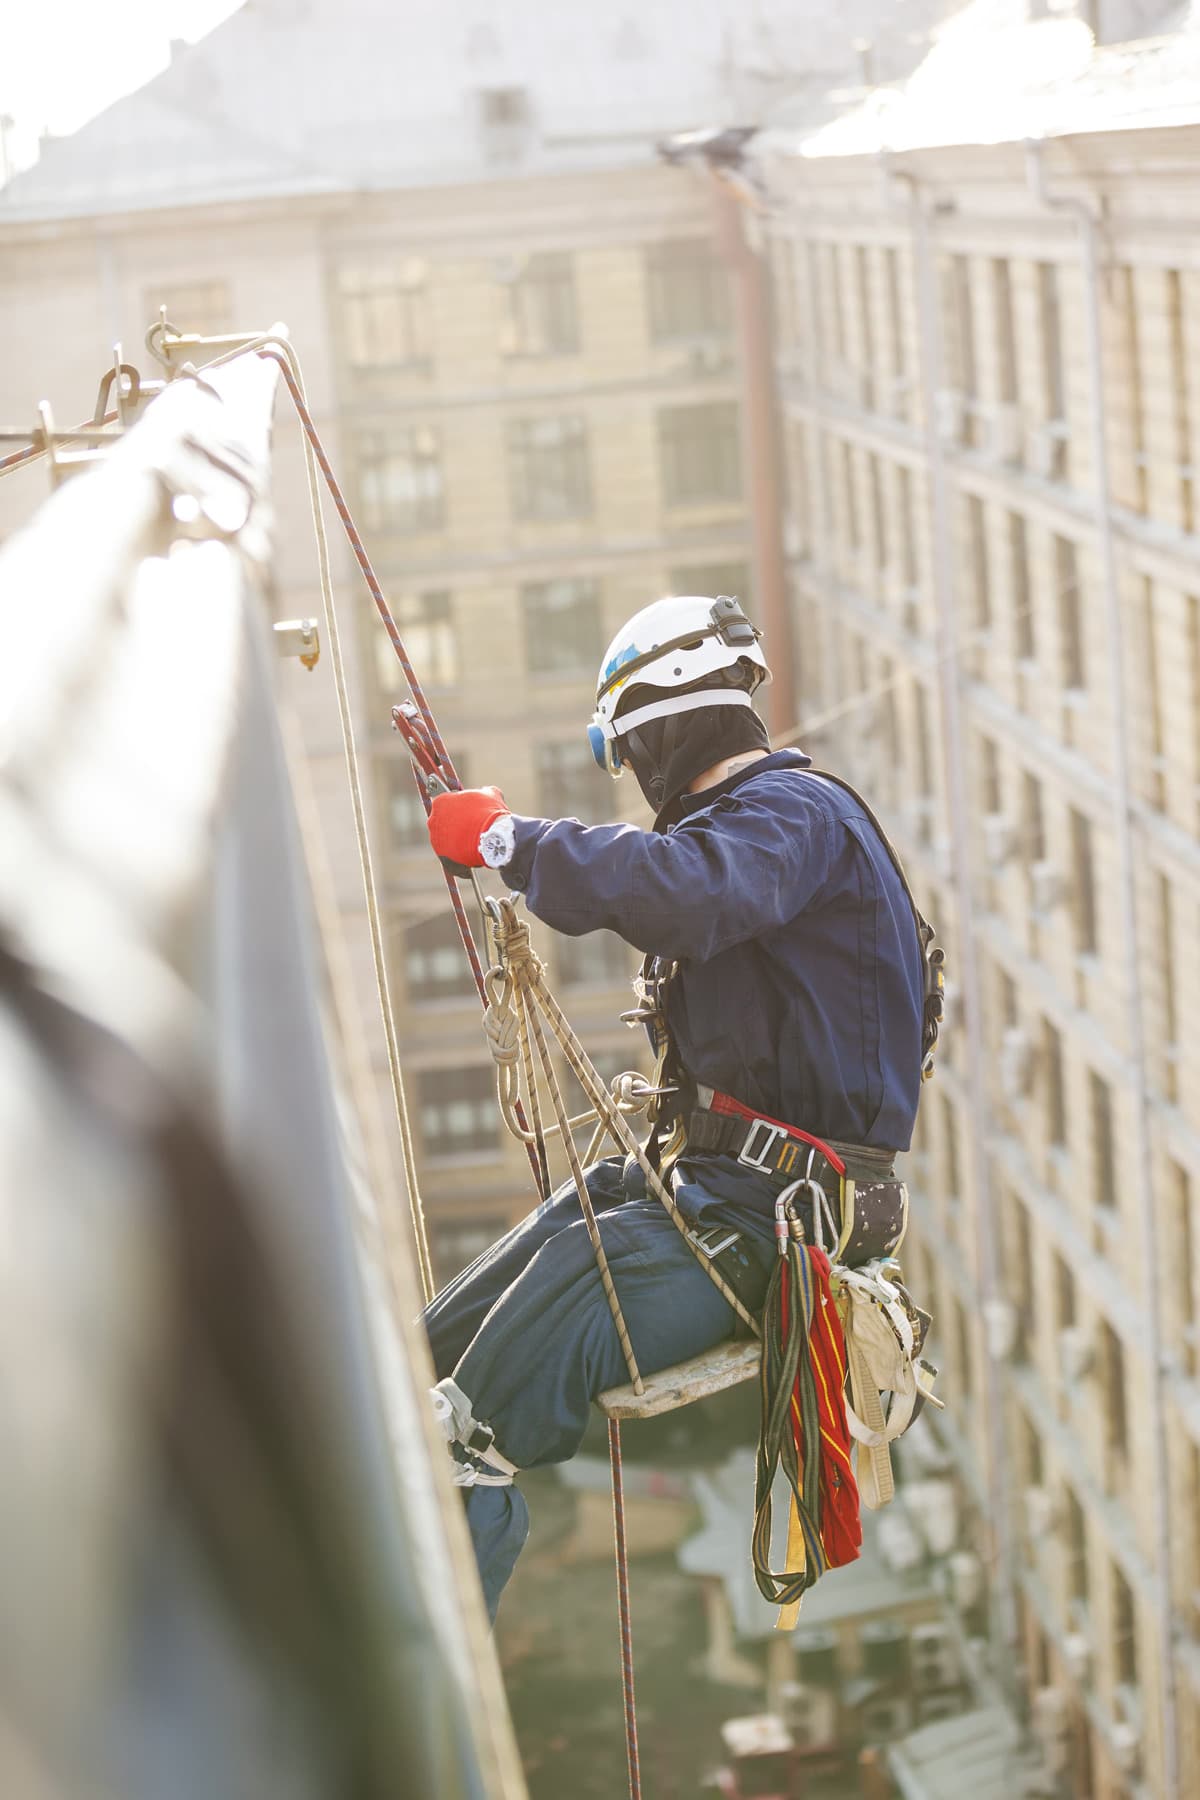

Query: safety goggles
[[587, 718, 624, 776], [587, 687, 755, 777]]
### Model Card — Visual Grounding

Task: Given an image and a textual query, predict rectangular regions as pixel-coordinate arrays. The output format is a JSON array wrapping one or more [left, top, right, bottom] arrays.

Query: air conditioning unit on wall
[[1000, 1026, 1034, 1100], [982, 1298, 1018, 1361], [1024, 1485, 1059, 1538], [1030, 859, 1063, 913], [983, 811, 1016, 868], [1058, 1325, 1094, 1382], [1063, 1632, 1091, 1684], [1111, 1721, 1141, 1778], [935, 387, 966, 445], [984, 402, 1023, 465]]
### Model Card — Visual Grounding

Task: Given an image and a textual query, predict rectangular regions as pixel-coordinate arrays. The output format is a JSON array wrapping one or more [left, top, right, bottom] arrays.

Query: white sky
[[0, 1, 244, 176]]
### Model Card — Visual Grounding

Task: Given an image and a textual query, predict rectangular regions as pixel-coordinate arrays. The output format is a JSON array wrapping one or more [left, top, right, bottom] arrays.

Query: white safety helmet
[[587, 594, 770, 777]]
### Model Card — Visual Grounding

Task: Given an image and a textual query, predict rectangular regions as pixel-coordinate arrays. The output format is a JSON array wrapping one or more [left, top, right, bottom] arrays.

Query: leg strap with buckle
[[431, 1378, 521, 1489]]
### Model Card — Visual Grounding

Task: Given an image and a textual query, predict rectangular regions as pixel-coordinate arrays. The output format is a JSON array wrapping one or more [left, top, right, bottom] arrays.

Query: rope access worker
[[422, 593, 928, 1620]]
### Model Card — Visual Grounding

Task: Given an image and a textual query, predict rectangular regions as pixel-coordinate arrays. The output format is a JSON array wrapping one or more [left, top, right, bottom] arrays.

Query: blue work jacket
[[503, 750, 925, 1151]]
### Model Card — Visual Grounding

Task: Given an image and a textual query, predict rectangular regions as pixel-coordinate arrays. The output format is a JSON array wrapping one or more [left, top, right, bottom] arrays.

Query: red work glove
[[428, 786, 510, 875]]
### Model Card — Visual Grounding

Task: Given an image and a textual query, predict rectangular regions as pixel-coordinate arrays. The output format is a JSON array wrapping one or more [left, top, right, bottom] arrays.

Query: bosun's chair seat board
[[597, 1338, 761, 1420]]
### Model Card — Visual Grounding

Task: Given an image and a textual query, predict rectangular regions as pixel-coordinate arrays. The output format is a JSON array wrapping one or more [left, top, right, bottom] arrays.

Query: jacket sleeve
[[502, 777, 838, 962]]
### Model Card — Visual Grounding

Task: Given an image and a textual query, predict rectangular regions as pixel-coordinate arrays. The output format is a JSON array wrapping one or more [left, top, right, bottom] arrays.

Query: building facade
[[760, 104, 1200, 1800], [0, 5, 757, 1286]]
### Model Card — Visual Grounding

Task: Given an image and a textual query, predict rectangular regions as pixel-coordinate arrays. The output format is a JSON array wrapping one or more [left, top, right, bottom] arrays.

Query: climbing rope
[[266, 338, 439, 1302], [484, 898, 763, 1341], [607, 1416, 641, 1800]]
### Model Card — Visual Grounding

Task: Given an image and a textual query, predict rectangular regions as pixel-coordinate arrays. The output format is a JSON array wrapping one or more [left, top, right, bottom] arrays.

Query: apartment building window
[[883, 684, 903, 813], [1142, 578, 1166, 809], [1041, 1017, 1066, 1146], [1007, 1193, 1035, 1358], [1053, 1251, 1077, 1332], [954, 1297, 974, 1403], [1121, 266, 1149, 515], [979, 734, 1001, 815], [855, 246, 876, 411], [503, 251, 579, 356], [1009, 514, 1034, 661], [1022, 771, 1046, 865], [374, 590, 456, 692], [913, 680, 934, 812], [558, 930, 633, 989], [1167, 269, 1195, 533], [1038, 261, 1069, 480], [941, 1092, 962, 1201], [998, 967, 1018, 1030], [535, 740, 603, 823], [339, 263, 430, 368], [1158, 873, 1178, 1098], [944, 255, 978, 441], [417, 1066, 498, 1159], [842, 444, 860, 551], [145, 279, 231, 336], [433, 1215, 506, 1281], [1089, 1071, 1116, 1211], [965, 494, 991, 630], [806, 242, 827, 366], [1055, 536, 1084, 690], [868, 455, 888, 571], [507, 415, 591, 520], [992, 259, 1018, 406], [826, 243, 848, 365], [1069, 807, 1098, 954], [1021, 1410, 1044, 1486], [897, 464, 919, 591], [884, 247, 907, 416], [645, 238, 729, 341], [521, 577, 602, 675], [357, 426, 444, 533], [658, 401, 741, 506], [1172, 1161, 1196, 1379], [1064, 1487, 1089, 1607], [405, 912, 476, 1004], [1111, 1561, 1138, 1689], [770, 239, 801, 348], [1100, 1320, 1129, 1457], [669, 561, 749, 602]]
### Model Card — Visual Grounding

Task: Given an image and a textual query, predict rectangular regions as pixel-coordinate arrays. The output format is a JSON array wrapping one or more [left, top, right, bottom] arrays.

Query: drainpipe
[[885, 159, 1020, 1692], [708, 172, 796, 736], [1026, 137, 1178, 1800]]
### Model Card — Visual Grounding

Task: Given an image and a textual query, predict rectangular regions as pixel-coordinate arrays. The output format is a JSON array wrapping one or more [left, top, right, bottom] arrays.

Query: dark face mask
[[617, 702, 771, 828]]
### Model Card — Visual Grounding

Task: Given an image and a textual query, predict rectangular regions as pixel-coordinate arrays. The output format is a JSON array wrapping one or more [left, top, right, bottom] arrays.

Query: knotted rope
[[483, 899, 762, 1354]]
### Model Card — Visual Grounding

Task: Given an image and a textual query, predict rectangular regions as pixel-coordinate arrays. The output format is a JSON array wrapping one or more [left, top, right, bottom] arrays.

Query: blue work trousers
[[422, 1155, 776, 1620]]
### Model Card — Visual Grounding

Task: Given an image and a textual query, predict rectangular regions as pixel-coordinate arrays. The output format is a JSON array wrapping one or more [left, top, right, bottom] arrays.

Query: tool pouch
[[835, 1177, 909, 1265]]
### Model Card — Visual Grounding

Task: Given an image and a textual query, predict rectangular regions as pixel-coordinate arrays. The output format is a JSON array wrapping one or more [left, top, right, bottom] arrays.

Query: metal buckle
[[738, 1117, 789, 1172], [686, 1225, 741, 1261]]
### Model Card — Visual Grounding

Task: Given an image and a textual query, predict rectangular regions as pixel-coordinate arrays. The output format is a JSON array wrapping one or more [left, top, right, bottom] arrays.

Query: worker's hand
[[428, 785, 512, 874]]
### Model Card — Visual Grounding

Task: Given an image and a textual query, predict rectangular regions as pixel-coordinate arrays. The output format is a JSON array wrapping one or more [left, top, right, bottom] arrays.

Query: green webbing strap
[[751, 1238, 828, 1609]]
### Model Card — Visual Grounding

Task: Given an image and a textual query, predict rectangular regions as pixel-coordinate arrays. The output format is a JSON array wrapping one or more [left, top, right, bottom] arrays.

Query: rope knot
[[489, 899, 542, 981], [483, 967, 521, 1067]]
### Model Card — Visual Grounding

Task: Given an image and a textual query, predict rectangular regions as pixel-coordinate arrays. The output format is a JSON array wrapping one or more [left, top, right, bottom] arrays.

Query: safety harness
[[620, 762, 945, 1621]]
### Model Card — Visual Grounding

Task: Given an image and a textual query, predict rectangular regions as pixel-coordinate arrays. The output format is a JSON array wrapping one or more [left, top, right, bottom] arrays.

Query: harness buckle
[[686, 1224, 741, 1261], [738, 1117, 789, 1172]]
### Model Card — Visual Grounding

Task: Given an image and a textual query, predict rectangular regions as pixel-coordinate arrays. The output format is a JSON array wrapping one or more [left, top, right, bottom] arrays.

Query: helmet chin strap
[[622, 713, 682, 813]]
